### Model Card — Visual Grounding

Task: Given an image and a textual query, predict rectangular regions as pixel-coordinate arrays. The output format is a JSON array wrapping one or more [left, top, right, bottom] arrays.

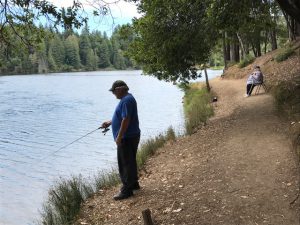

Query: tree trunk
[[291, 18, 296, 40], [295, 21, 300, 37], [230, 42, 239, 62], [276, 0, 300, 24], [222, 31, 228, 69], [230, 44, 235, 62], [204, 68, 210, 92], [236, 33, 245, 59], [270, 29, 277, 50], [234, 43, 240, 62], [264, 31, 268, 54], [283, 11, 297, 40], [245, 43, 250, 55], [255, 38, 262, 57], [225, 34, 231, 62], [251, 42, 257, 57]]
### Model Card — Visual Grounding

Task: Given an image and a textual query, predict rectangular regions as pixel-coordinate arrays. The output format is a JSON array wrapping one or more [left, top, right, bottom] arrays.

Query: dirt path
[[77, 78, 300, 225]]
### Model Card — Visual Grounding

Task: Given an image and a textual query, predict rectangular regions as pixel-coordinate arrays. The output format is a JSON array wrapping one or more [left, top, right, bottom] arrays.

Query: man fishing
[[101, 80, 141, 200]]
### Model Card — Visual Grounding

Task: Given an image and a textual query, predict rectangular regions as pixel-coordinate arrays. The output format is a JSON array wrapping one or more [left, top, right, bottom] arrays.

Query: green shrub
[[137, 135, 166, 168], [166, 126, 176, 141], [184, 87, 214, 135], [209, 66, 225, 70], [274, 46, 294, 62], [272, 77, 300, 161], [272, 78, 300, 118], [40, 176, 93, 225], [94, 169, 120, 191], [238, 55, 255, 68], [137, 126, 177, 169]]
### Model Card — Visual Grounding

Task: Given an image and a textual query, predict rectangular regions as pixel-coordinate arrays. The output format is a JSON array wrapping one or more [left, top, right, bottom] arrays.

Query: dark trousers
[[246, 83, 256, 95], [117, 135, 140, 194]]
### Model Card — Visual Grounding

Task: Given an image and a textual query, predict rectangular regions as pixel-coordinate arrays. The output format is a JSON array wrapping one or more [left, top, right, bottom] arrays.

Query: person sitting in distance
[[244, 65, 263, 97]]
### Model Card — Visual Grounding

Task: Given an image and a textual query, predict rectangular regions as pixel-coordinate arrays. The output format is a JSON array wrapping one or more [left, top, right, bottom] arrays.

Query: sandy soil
[[76, 77, 300, 225]]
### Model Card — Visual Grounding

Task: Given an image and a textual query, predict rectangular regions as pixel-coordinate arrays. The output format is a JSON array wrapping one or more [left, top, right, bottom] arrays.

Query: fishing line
[[36, 126, 110, 164]]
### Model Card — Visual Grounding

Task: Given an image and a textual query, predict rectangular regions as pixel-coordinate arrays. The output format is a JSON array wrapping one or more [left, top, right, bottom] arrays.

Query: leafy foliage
[[238, 55, 255, 68], [41, 176, 93, 225], [128, 0, 216, 82], [183, 86, 214, 135], [274, 46, 295, 62]]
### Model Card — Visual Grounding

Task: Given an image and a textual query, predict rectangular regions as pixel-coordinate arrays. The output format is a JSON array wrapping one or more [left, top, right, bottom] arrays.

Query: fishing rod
[[37, 126, 110, 163]]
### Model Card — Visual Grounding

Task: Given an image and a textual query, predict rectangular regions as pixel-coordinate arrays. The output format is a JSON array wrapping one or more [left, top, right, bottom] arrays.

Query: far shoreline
[[0, 66, 224, 77], [0, 67, 141, 77]]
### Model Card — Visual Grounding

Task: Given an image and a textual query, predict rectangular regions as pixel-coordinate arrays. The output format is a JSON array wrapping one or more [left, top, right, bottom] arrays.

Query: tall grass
[[137, 126, 176, 169], [272, 76, 300, 161], [40, 176, 93, 225], [272, 78, 300, 118], [94, 169, 120, 190], [274, 46, 295, 62], [238, 55, 255, 68], [40, 127, 177, 225], [183, 86, 214, 135]]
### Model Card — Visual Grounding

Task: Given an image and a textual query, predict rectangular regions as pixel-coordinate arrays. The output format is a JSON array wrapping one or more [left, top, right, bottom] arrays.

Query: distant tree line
[[0, 25, 138, 75]]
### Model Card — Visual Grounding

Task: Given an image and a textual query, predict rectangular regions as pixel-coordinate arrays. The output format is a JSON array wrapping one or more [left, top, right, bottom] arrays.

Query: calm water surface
[[0, 70, 221, 225]]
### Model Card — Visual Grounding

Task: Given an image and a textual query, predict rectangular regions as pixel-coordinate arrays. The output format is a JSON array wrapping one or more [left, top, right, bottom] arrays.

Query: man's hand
[[115, 117, 130, 146], [101, 120, 111, 128], [116, 135, 122, 146]]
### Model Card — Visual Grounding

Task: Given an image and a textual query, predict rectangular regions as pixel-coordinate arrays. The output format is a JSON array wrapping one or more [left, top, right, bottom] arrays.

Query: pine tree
[[79, 33, 92, 67], [97, 41, 111, 68], [86, 49, 97, 71], [50, 34, 65, 68], [64, 35, 81, 69], [48, 49, 57, 71]]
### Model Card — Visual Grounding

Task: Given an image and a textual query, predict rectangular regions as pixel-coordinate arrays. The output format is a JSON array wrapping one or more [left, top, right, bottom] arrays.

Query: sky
[[47, 0, 141, 34]]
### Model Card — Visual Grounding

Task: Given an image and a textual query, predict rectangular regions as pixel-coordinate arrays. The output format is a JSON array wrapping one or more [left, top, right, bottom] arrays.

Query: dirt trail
[[78, 78, 300, 225]]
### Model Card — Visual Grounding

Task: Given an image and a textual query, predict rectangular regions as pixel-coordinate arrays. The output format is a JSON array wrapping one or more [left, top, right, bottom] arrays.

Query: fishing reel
[[100, 127, 110, 135]]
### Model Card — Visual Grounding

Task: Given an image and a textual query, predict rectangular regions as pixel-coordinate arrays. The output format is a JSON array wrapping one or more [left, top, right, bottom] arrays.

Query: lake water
[[0, 70, 221, 225]]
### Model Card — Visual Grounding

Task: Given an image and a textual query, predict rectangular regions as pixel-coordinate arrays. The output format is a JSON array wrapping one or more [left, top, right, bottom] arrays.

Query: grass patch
[[94, 169, 120, 190], [183, 85, 214, 135], [272, 77, 300, 119], [271, 76, 300, 161], [238, 55, 255, 68], [137, 126, 176, 169], [40, 127, 177, 225], [274, 46, 295, 62], [40, 171, 121, 225], [209, 66, 224, 70], [40, 176, 93, 225]]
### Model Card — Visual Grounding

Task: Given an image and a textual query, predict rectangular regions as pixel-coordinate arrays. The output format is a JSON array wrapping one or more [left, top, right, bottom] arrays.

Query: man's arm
[[116, 117, 130, 146]]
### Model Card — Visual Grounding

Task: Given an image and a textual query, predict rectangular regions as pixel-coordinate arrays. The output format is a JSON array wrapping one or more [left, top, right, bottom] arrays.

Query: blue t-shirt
[[111, 93, 140, 140]]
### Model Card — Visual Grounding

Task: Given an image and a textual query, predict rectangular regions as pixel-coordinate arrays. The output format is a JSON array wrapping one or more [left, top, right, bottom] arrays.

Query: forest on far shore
[[0, 25, 138, 75]]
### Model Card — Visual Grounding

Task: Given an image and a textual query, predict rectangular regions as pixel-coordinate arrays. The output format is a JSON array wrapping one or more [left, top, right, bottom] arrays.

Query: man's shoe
[[113, 192, 133, 201], [132, 183, 140, 190]]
